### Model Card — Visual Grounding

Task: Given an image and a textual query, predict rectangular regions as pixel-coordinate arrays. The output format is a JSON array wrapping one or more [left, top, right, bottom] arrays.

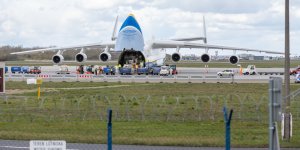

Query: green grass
[[4, 60, 300, 68], [2, 81, 300, 147]]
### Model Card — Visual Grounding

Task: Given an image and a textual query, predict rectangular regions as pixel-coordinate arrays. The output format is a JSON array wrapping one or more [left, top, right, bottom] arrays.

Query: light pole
[[284, 0, 291, 140]]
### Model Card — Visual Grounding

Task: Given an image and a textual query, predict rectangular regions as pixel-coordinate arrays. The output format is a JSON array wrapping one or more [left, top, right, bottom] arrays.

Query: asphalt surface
[[5, 66, 296, 83], [6, 66, 285, 75], [0, 140, 298, 150]]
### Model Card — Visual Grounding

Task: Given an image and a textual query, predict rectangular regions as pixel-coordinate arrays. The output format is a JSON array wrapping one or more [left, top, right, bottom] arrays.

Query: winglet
[[111, 15, 118, 41]]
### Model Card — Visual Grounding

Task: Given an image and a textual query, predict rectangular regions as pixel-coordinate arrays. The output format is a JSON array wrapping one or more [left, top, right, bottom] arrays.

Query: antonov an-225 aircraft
[[11, 14, 284, 66]]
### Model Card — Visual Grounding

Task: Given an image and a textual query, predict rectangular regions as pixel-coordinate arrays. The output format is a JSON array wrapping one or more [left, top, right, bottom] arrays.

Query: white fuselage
[[114, 15, 165, 66]]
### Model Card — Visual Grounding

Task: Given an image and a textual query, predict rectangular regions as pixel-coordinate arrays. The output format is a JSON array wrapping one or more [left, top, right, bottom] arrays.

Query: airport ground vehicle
[[217, 69, 235, 77], [10, 66, 30, 74], [150, 66, 161, 75], [290, 66, 300, 75], [56, 65, 70, 74], [119, 67, 131, 75], [169, 65, 178, 75], [103, 66, 116, 75], [137, 67, 149, 75], [103, 67, 110, 75], [295, 74, 300, 83], [243, 65, 257, 75], [159, 66, 170, 76], [21, 66, 30, 73], [11, 66, 22, 74], [29, 66, 41, 74]]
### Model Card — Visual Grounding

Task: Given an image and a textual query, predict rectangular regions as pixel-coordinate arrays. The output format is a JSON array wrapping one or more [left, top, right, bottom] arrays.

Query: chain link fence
[[0, 94, 300, 149]]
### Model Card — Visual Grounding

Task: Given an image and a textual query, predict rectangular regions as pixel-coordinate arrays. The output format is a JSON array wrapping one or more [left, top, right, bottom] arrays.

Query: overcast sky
[[0, 0, 299, 56]]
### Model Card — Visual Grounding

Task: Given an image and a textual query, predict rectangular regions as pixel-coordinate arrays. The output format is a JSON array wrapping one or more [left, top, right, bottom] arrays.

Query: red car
[[290, 67, 300, 75], [29, 66, 41, 74], [170, 65, 178, 75]]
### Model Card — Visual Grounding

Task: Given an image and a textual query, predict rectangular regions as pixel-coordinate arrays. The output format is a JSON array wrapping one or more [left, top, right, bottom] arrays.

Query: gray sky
[[0, 0, 299, 56]]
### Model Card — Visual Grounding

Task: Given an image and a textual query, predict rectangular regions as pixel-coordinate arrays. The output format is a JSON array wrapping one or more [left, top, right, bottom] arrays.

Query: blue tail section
[[119, 14, 142, 34]]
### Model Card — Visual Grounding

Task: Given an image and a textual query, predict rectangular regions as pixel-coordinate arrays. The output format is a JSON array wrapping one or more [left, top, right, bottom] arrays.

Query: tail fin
[[111, 15, 119, 41], [171, 16, 208, 43], [203, 16, 207, 44]]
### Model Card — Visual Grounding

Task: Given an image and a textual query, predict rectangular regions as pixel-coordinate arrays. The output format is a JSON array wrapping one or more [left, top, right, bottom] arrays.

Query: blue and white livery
[[11, 14, 284, 66]]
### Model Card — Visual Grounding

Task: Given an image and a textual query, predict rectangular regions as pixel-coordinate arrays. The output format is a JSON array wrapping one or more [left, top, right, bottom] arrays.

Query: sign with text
[[30, 140, 66, 150], [27, 78, 37, 84], [0, 62, 5, 94]]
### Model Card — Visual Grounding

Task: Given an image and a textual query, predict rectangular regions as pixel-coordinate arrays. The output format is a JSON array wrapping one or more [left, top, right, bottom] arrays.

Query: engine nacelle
[[201, 53, 211, 63], [52, 54, 64, 64], [75, 53, 87, 63], [99, 52, 111, 62], [229, 55, 239, 64], [171, 52, 181, 62]]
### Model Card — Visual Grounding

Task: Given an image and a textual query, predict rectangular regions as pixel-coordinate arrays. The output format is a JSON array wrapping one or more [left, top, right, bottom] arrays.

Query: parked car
[[29, 66, 41, 74], [290, 66, 300, 75], [159, 66, 170, 76], [217, 70, 235, 77], [56, 65, 70, 74]]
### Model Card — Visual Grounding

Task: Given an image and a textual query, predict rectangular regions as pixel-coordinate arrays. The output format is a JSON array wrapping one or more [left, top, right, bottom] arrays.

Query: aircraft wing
[[151, 40, 284, 55], [10, 42, 115, 55]]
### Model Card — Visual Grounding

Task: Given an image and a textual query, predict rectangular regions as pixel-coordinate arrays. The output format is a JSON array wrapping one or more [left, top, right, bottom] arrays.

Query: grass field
[[5, 60, 300, 68], [1, 81, 300, 147]]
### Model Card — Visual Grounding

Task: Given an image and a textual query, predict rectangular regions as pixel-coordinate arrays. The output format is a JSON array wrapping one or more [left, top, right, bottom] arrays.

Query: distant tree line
[[0, 45, 121, 61]]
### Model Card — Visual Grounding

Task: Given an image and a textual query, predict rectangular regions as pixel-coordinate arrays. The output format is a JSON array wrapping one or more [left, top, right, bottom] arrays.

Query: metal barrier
[[3, 74, 295, 83]]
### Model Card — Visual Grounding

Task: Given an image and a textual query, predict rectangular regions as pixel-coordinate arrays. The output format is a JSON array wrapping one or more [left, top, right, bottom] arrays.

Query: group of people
[[77, 61, 146, 75]]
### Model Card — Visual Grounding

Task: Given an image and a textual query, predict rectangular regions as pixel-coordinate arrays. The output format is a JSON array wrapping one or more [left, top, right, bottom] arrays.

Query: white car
[[217, 70, 235, 77], [159, 66, 170, 76], [56, 66, 70, 74]]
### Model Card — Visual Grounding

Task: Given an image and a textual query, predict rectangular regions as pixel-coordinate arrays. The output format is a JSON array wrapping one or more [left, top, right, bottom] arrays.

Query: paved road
[[6, 66, 285, 75], [0, 140, 298, 150], [5, 66, 296, 83]]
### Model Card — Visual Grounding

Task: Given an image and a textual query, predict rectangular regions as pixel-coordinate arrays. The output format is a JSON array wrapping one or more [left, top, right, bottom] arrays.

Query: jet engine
[[201, 53, 211, 63], [229, 55, 239, 64], [171, 52, 181, 62], [75, 52, 87, 63], [99, 52, 111, 62], [52, 54, 64, 64]]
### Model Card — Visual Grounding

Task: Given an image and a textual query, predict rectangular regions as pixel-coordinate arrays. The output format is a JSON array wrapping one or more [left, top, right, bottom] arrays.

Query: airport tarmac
[[0, 140, 298, 150], [4, 66, 295, 83], [6, 65, 285, 75]]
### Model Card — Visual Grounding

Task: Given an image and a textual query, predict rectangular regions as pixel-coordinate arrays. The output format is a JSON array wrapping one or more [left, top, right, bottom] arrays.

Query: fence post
[[223, 107, 233, 150], [107, 109, 112, 150], [269, 77, 282, 150]]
